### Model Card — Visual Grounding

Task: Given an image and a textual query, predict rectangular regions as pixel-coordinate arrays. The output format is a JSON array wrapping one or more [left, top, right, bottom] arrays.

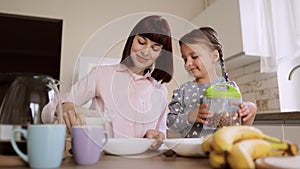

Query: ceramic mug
[[10, 124, 66, 169], [71, 125, 108, 165]]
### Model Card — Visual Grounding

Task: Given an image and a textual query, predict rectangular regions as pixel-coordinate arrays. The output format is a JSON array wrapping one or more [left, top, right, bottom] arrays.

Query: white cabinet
[[254, 124, 300, 155], [254, 125, 284, 140], [284, 126, 300, 148], [192, 0, 270, 70]]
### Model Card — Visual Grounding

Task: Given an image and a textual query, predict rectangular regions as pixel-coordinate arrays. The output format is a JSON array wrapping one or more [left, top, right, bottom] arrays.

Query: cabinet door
[[254, 125, 284, 140], [284, 126, 300, 149], [191, 0, 265, 70], [255, 125, 300, 155]]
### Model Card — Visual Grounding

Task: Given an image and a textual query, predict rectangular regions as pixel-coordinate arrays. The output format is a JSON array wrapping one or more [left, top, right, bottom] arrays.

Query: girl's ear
[[212, 50, 220, 63]]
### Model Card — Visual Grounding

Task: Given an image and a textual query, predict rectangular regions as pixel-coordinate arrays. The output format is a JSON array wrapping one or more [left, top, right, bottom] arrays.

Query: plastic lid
[[204, 83, 241, 98]]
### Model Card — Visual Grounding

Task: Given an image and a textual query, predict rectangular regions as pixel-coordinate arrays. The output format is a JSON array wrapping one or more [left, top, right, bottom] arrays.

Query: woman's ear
[[212, 50, 220, 63]]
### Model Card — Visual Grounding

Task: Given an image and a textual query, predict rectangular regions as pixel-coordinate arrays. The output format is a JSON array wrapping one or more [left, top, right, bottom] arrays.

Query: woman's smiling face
[[130, 35, 163, 74]]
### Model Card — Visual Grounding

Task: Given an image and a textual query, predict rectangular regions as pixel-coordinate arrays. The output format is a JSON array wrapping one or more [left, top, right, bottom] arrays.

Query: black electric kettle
[[0, 73, 62, 155]]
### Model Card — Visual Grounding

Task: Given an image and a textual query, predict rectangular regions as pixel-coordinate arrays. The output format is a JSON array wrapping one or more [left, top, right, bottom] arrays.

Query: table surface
[[62, 154, 211, 169], [2, 151, 211, 169]]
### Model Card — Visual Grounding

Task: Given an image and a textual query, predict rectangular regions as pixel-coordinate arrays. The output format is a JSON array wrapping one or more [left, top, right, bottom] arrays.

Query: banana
[[212, 126, 282, 153], [266, 149, 286, 156], [227, 139, 293, 169], [201, 133, 213, 155], [283, 140, 299, 156], [209, 151, 227, 169]]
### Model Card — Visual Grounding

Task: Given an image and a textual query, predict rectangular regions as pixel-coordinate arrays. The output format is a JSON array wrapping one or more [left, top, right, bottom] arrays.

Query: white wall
[[0, 0, 211, 98]]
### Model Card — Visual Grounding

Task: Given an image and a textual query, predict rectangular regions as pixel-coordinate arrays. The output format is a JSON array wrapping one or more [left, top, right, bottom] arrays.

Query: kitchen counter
[[253, 111, 300, 154], [5, 150, 300, 169], [254, 111, 300, 124], [62, 154, 211, 169], [4, 152, 211, 169]]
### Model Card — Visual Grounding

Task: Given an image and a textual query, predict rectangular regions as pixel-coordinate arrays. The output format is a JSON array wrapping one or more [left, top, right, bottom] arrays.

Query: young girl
[[42, 15, 174, 149], [167, 27, 256, 138]]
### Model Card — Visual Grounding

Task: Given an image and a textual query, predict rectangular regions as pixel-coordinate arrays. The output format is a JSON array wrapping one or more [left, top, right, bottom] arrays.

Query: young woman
[[42, 15, 174, 149], [167, 27, 256, 138]]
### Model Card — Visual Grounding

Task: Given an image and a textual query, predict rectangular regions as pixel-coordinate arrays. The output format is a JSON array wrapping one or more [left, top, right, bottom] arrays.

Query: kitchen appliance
[[0, 73, 61, 155]]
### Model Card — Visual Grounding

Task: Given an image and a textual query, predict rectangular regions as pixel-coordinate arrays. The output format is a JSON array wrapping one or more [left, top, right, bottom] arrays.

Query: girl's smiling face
[[130, 35, 163, 74], [180, 43, 219, 83]]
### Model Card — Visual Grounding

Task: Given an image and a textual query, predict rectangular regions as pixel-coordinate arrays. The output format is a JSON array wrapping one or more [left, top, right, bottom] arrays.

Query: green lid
[[205, 83, 241, 98]]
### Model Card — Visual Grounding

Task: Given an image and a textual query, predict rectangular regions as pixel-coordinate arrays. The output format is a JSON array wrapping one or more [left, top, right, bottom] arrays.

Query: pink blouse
[[42, 64, 168, 138]]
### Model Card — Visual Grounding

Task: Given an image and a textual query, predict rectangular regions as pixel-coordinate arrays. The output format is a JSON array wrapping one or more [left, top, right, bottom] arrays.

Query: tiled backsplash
[[227, 61, 280, 113]]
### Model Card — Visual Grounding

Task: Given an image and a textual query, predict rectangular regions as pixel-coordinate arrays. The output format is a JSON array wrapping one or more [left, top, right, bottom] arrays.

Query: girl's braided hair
[[179, 27, 229, 81]]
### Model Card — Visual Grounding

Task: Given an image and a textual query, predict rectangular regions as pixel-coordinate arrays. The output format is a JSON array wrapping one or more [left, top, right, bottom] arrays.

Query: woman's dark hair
[[121, 15, 173, 83], [179, 27, 229, 82]]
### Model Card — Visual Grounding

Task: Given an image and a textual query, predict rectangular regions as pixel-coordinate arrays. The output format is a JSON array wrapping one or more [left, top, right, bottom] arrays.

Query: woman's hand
[[238, 101, 257, 125], [188, 103, 213, 124], [60, 102, 86, 133], [144, 129, 165, 150]]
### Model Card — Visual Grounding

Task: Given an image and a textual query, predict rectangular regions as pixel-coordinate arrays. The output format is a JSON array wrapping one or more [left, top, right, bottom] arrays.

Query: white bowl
[[104, 138, 155, 156], [163, 138, 206, 157]]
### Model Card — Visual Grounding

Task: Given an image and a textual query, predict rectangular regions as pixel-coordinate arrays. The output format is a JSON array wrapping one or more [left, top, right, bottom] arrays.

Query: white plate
[[255, 156, 300, 169], [163, 138, 206, 157], [104, 138, 155, 156]]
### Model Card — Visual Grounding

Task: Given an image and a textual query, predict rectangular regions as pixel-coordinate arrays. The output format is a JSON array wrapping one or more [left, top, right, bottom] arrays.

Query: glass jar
[[203, 83, 242, 129]]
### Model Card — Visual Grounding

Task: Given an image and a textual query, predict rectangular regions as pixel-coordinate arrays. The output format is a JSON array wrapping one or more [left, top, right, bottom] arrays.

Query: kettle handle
[[48, 79, 64, 124]]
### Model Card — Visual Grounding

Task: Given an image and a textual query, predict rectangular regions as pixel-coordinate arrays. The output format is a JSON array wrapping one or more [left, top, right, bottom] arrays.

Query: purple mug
[[71, 126, 108, 165]]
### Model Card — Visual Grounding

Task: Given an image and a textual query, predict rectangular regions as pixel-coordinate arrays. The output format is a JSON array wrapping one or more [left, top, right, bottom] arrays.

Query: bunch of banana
[[202, 133, 228, 168], [212, 126, 283, 153], [202, 133, 213, 155], [201, 126, 299, 169], [209, 150, 227, 169], [227, 138, 295, 169]]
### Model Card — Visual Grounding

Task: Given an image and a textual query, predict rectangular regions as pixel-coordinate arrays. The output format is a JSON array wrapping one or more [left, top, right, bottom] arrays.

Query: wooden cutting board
[[256, 155, 300, 169]]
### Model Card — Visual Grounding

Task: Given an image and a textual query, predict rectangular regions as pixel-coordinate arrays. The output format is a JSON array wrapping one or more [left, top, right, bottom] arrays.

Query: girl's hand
[[238, 102, 257, 125], [188, 103, 213, 124], [144, 129, 165, 150]]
